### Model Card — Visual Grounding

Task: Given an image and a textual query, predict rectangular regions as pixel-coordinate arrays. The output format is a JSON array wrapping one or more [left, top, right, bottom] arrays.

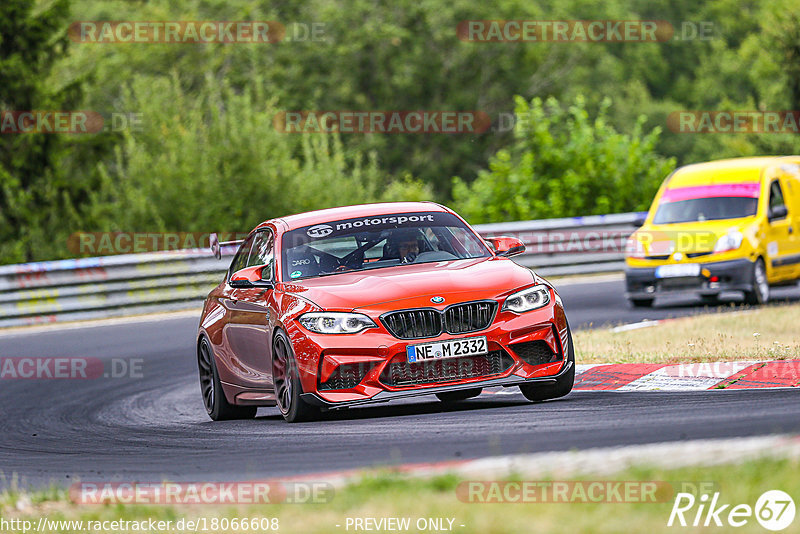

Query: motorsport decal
[[286, 212, 458, 248], [305, 214, 437, 238]]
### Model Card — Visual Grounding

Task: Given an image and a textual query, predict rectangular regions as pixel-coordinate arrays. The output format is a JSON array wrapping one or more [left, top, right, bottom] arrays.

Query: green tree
[[0, 0, 87, 262], [452, 95, 675, 223], [82, 75, 431, 241]]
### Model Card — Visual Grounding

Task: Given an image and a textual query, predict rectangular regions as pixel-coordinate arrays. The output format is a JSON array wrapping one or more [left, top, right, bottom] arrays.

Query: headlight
[[625, 237, 646, 259], [503, 284, 551, 313], [298, 312, 377, 334], [713, 231, 743, 253]]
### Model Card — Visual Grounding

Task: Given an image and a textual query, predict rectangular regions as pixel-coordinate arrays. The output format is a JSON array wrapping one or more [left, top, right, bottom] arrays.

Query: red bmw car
[[197, 202, 575, 422]]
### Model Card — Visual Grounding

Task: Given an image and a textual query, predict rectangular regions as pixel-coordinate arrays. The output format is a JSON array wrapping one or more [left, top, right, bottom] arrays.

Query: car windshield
[[281, 212, 491, 281], [652, 196, 759, 224]]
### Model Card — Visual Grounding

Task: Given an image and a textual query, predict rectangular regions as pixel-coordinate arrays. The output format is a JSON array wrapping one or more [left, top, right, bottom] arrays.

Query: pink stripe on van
[[661, 182, 760, 202]]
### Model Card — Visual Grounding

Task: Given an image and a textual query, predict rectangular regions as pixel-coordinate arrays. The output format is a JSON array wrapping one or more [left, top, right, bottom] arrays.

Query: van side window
[[769, 180, 786, 211]]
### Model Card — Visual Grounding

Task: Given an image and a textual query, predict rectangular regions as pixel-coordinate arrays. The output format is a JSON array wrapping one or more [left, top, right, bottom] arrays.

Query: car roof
[[668, 156, 800, 188], [258, 201, 451, 231]]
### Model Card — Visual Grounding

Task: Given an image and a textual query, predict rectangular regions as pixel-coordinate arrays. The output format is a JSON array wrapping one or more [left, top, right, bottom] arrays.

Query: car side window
[[769, 180, 786, 211], [247, 230, 275, 280], [228, 233, 257, 279]]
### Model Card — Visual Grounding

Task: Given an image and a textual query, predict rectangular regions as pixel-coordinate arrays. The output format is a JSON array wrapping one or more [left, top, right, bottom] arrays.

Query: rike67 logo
[[668, 490, 795, 531]]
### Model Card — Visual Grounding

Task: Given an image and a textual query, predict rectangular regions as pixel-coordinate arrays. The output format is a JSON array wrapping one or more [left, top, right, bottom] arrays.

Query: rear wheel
[[629, 297, 654, 308], [198, 337, 257, 421], [743, 258, 769, 305], [436, 388, 482, 402], [273, 330, 321, 423], [519, 324, 575, 402]]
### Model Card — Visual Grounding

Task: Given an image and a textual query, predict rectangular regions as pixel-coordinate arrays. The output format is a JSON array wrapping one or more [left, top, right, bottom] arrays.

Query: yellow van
[[625, 156, 800, 307]]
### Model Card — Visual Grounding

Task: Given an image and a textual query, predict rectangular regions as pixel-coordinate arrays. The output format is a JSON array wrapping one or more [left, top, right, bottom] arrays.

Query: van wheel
[[699, 294, 719, 306], [743, 258, 769, 305], [629, 298, 654, 308]]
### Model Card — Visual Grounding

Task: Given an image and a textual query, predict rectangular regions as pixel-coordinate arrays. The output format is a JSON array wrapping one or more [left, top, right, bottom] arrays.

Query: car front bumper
[[625, 258, 755, 299], [289, 301, 570, 408], [300, 358, 573, 409]]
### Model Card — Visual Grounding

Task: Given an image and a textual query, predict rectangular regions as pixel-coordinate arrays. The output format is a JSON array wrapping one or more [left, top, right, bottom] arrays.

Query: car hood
[[282, 257, 534, 312]]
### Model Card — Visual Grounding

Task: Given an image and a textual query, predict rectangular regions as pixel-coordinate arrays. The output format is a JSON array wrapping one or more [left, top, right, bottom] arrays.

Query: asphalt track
[[1, 278, 799, 488]]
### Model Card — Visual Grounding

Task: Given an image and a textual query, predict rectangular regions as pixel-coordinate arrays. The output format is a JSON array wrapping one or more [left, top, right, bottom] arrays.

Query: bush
[[452, 95, 675, 224]]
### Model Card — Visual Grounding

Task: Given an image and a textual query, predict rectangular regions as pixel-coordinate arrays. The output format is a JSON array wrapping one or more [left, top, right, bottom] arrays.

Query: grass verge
[[573, 303, 800, 363], [1, 456, 797, 533]]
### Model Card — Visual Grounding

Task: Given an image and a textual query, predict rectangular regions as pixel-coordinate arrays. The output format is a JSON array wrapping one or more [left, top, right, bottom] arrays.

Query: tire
[[743, 258, 769, 305], [699, 294, 719, 306], [629, 298, 654, 308], [519, 323, 575, 402], [272, 330, 321, 423], [436, 388, 482, 402], [198, 337, 257, 421]]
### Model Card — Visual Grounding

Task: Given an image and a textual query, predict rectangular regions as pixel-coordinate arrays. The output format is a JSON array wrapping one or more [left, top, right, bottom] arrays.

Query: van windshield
[[652, 197, 759, 224]]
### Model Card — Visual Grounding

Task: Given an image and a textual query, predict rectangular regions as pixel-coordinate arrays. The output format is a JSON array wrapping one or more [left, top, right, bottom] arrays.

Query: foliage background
[[1, 0, 799, 263]]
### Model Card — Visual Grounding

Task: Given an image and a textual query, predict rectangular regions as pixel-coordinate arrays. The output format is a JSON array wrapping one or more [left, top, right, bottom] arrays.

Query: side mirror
[[485, 236, 526, 257], [229, 265, 274, 289], [633, 213, 647, 227], [210, 233, 222, 260], [210, 232, 245, 260], [768, 205, 788, 222]]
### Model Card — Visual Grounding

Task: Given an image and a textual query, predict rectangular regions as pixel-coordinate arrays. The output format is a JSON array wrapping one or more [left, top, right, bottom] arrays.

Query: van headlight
[[625, 237, 646, 259], [298, 312, 377, 334], [713, 231, 743, 254], [503, 284, 551, 313]]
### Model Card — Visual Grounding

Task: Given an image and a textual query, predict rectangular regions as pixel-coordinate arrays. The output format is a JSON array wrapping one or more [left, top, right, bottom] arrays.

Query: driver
[[386, 228, 423, 263]]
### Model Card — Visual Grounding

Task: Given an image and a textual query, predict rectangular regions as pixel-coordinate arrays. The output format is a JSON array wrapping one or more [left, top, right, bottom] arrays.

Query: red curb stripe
[[574, 363, 666, 390], [711, 362, 767, 389], [720, 360, 800, 389]]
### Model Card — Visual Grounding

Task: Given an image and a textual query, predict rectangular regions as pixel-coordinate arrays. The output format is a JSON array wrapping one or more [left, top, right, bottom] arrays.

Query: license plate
[[655, 264, 701, 278], [406, 336, 487, 363]]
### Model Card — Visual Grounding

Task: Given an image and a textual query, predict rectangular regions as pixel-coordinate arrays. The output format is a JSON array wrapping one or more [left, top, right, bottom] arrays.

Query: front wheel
[[519, 324, 575, 402], [743, 258, 769, 305], [629, 297, 654, 308], [198, 337, 257, 421], [273, 330, 321, 423]]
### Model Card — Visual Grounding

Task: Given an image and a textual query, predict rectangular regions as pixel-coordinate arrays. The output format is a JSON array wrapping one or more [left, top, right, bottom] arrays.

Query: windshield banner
[[661, 182, 760, 203]]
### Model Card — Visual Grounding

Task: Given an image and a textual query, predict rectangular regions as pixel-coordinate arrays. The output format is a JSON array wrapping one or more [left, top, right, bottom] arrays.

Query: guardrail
[[0, 212, 644, 328]]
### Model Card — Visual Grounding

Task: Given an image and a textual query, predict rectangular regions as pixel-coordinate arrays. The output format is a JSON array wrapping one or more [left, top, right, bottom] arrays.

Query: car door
[[221, 229, 277, 392], [776, 170, 800, 278], [764, 178, 795, 281]]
